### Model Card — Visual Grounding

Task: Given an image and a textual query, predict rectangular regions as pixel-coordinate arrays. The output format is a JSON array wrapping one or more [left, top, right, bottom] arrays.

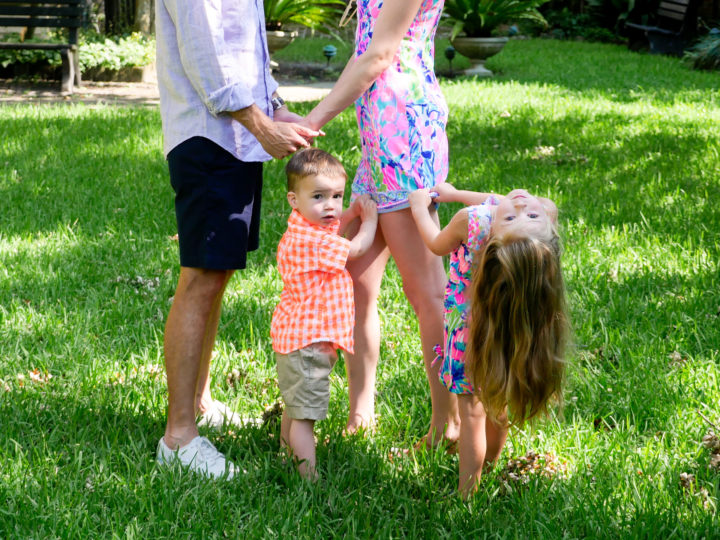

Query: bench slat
[[0, 1, 83, 5], [0, 42, 72, 50], [0, 6, 85, 17], [658, 9, 686, 20], [0, 16, 82, 27]]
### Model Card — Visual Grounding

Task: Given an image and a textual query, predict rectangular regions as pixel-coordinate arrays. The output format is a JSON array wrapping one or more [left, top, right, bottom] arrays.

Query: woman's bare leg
[[381, 209, 460, 445], [344, 226, 390, 433]]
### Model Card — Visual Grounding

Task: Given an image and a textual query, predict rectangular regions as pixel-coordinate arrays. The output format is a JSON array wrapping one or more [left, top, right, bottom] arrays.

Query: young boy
[[271, 148, 378, 479]]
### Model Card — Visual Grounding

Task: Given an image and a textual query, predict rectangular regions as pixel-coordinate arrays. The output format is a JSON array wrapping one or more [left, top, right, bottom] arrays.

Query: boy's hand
[[356, 195, 377, 223], [428, 182, 457, 203], [409, 188, 432, 210]]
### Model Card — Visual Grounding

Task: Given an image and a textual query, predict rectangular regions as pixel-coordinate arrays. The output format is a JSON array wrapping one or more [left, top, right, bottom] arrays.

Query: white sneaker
[[197, 400, 261, 430], [156, 436, 238, 479]]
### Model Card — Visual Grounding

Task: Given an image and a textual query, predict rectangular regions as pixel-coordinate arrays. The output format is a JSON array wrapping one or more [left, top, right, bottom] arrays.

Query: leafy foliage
[[0, 33, 65, 68], [263, 0, 345, 31], [442, 0, 550, 38], [684, 31, 720, 71], [78, 32, 154, 71], [0, 31, 154, 72]]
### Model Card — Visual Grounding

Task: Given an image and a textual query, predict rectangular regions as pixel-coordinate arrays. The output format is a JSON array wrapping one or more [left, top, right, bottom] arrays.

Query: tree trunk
[[105, 0, 136, 35], [134, 0, 154, 35]]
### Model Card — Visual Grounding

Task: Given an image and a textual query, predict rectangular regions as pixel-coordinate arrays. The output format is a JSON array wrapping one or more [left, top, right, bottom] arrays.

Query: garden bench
[[625, 0, 700, 56], [0, 0, 86, 94]]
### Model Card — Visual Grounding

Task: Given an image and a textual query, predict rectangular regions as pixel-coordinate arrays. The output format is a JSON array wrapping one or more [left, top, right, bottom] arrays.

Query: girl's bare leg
[[457, 393, 487, 498], [484, 409, 509, 465], [381, 209, 460, 445], [344, 226, 390, 433]]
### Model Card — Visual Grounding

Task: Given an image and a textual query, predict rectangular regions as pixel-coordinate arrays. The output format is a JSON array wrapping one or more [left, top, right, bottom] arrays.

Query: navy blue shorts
[[168, 137, 263, 270]]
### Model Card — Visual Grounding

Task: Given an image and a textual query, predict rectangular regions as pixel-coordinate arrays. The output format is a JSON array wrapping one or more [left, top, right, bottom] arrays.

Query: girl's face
[[493, 189, 556, 236], [287, 173, 346, 227]]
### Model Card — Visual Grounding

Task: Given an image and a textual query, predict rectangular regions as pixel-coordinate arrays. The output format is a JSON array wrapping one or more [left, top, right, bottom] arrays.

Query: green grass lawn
[[1, 39, 719, 537]]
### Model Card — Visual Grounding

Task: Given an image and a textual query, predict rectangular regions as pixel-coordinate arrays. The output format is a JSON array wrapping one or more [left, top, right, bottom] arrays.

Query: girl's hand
[[408, 188, 432, 210], [428, 183, 458, 203]]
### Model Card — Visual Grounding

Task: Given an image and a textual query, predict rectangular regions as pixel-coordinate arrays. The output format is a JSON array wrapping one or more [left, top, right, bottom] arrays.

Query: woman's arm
[[409, 189, 467, 256], [303, 0, 425, 130]]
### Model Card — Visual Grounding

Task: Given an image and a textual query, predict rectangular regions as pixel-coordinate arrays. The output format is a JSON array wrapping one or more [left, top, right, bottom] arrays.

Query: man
[[154, 0, 319, 479]]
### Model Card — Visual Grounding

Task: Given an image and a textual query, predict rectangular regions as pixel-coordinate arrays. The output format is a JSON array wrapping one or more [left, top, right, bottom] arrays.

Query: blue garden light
[[323, 44, 337, 66], [444, 45, 456, 75]]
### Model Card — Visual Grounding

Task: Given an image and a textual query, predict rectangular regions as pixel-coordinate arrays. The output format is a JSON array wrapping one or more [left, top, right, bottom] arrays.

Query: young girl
[[408, 183, 569, 497]]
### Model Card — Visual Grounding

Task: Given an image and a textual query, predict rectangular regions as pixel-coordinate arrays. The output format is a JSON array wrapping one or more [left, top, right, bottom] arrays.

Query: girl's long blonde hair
[[467, 225, 568, 426]]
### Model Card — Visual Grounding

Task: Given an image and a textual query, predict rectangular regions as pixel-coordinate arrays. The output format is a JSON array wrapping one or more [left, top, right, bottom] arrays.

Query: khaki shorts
[[276, 343, 338, 421]]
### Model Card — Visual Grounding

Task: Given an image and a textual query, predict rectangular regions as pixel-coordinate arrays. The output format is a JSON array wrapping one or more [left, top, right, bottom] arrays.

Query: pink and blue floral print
[[352, 0, 449, 212], [436, 197, 500, 394]]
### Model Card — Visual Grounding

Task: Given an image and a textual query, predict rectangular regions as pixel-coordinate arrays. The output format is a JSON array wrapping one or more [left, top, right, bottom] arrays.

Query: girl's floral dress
[[352, 0, 448, 212], [437, 197, 500, 394]]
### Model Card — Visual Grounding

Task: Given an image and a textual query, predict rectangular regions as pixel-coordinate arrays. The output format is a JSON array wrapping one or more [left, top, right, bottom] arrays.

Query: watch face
[[272, 97, 285, 110]]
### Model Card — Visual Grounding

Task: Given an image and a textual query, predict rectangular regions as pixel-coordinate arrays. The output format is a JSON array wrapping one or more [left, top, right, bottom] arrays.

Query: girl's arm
[[409, 189, 468, 256], [431, 183, 498, 206], [303, 0, 425, 131]]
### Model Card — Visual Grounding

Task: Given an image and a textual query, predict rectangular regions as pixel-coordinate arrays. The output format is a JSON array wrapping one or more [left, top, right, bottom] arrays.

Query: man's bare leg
[[163, 267, 233, 449], [194, 272, 233, 415]]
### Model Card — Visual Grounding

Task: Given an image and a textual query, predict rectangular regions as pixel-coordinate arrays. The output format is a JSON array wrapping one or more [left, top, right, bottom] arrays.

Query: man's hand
[[231, 104, 321, 159], [256, 122, 318, 159]]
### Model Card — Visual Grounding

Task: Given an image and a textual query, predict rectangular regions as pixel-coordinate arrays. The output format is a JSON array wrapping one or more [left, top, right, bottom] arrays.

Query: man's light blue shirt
[[156, 0, 279, 162]]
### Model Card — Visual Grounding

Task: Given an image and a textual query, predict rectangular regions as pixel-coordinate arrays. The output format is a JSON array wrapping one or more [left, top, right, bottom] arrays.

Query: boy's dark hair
[[285, 148, 347, 192]]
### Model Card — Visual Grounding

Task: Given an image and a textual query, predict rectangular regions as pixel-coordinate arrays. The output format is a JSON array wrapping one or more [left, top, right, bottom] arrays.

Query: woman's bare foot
[[343, 413, 376, 436]]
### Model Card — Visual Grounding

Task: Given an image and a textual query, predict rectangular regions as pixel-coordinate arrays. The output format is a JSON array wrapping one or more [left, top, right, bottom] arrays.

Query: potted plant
[[443, 0, 549, 76], [264, 0, 345, 55]]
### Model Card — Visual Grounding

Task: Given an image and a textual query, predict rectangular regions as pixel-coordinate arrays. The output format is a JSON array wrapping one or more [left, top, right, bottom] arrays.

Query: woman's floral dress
[[436, 197, 500, 394], [352, 0, 448, 212]]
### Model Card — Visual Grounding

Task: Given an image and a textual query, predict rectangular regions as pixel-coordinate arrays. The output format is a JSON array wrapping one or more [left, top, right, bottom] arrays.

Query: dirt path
[[0, 79, 333, 106]]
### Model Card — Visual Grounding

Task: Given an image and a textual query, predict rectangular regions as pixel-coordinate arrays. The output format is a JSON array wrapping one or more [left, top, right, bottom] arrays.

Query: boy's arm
[[346, 197, 378, 259], [431, 183, 497, 206], [338, 197, 362, 237], [409, 189, 466, 256]]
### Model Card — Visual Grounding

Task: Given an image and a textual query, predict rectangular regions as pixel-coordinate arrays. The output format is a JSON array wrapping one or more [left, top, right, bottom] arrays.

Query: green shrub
[[685, 31, 720, 71], [0, 34, 64, 68], [79, 32, 155, 71], [0, 31, 155, 72]]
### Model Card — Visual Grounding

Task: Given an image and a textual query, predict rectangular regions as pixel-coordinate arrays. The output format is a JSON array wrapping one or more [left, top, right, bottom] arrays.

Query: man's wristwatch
[[271, 96, 286, 111]]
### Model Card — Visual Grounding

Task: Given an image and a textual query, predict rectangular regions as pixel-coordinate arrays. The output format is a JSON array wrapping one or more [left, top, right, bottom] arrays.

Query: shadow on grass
[[487, 39, 720, 105]]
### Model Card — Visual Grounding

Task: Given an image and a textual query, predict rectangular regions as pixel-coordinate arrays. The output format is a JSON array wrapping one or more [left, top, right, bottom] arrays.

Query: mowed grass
[[1, 39, 719, 537]]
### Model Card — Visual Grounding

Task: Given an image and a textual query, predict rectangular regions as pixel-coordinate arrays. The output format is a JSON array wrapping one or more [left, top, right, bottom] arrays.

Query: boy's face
[[287, 173, 346, 227]]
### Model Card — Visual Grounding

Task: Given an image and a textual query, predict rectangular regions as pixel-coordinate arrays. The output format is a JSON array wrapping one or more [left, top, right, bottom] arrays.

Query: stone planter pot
[[83, 63, 156, 83], [450, 36, 509, 77], [266, 30, 298, 55]]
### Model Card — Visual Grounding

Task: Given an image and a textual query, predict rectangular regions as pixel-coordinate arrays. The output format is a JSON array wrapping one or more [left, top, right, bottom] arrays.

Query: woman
[[302, 0, 458, 448]]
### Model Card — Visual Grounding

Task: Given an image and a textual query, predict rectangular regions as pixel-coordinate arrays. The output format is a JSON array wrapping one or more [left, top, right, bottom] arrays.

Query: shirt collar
[[288, 209, 340, 234]]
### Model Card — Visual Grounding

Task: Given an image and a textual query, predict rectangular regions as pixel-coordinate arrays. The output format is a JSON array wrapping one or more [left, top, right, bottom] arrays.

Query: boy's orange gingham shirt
[[271, 210, 354, 354]]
